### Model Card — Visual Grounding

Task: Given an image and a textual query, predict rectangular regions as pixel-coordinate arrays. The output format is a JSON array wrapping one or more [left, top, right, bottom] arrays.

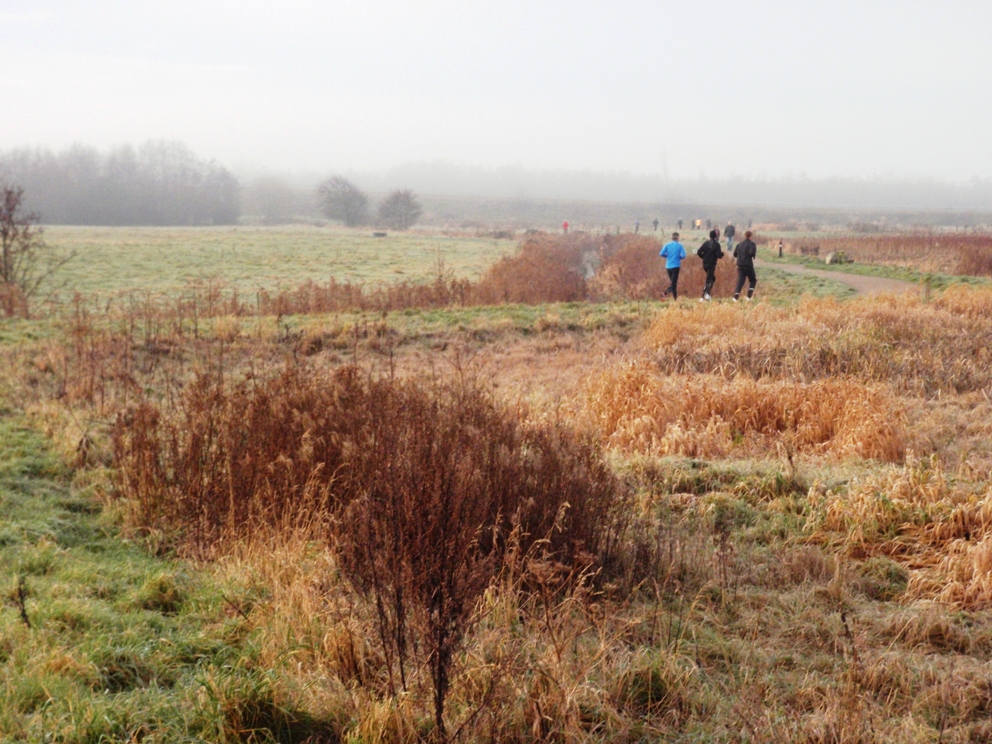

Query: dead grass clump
[[882, 609, 973, 654], [584, 361, 905, 461], [640, 292, 992, 397], [473, 234, 588, 304], [808, 456, 992, 609], [933, 283, 992, 319]]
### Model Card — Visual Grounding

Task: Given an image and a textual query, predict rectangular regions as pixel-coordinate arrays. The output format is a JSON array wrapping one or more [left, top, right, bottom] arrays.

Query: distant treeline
[[356, 162, 992, 213], [0, 141, 240, 225]]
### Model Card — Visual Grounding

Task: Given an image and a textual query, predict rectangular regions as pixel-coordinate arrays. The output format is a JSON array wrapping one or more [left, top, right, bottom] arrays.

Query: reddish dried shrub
[[113, 365, 624, 564], [112, 365, 626, 737], [472, 234, 590, 304]]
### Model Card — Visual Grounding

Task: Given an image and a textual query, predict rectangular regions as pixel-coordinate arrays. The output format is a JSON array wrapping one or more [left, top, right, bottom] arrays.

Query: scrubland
[[4, 228, 992, 742]]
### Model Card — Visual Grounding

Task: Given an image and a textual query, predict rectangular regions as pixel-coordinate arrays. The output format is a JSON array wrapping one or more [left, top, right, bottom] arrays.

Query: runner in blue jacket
[[660, 232, 687, 300]]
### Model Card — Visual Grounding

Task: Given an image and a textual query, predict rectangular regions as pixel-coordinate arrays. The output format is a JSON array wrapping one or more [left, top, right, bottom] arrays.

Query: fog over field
[[1, 1, 990, 214]]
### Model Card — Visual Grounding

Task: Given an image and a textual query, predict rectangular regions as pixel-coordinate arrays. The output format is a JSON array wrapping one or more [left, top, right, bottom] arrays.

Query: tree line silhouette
[[0, 141, 240, 226]]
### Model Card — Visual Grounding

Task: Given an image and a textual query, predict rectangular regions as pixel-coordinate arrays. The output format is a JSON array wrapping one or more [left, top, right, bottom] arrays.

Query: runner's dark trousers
[[734, 266, 757, 299], [703, 267, 717, 298], [664, 267, 681, 299]]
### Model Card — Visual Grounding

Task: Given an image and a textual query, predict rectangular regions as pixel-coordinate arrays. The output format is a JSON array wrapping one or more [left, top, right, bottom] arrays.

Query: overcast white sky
[[1, 0, 989, 182]]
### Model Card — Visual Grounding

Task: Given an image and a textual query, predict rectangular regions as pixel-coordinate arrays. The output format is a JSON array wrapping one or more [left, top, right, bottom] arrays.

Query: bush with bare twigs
[[472, 234, 590, 304], [112, 364, 627, 740]]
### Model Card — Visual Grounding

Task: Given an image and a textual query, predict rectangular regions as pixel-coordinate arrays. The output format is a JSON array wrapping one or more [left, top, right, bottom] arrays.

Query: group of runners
[[660, 225, 758, 302]]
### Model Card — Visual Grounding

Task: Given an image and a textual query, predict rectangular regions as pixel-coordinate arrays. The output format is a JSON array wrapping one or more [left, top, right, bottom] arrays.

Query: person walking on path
[[661, 232, 687, 300], [562, 220, 569, 234], [725, 222, 736, 252], [696, 229, 724, 301], [733, 230, 758, 301], [634, 219, 640, 234], [653, 218, 659, 232]]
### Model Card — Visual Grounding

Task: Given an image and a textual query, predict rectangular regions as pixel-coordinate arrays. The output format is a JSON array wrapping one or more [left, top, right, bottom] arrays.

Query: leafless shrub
[[112, 363, 627, 739], [473, 234, 589, 304]]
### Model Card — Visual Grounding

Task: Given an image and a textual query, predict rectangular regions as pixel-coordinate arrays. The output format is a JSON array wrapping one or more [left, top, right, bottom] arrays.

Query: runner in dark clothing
[[696, 229, 724, 301], [733, 230, 758, 301]]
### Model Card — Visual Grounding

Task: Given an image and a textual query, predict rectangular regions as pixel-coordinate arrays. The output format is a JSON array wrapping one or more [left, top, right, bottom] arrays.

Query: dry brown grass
[[808, 455, 992, 609], [10, 234, 992, 740], [640, 290, 992, 396], [585, 361, 905, 461]]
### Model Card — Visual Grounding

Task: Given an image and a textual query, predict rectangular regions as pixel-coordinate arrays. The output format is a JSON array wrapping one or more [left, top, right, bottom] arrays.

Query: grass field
[[42, 225, 515, 297], [6, 227, 992, 742]]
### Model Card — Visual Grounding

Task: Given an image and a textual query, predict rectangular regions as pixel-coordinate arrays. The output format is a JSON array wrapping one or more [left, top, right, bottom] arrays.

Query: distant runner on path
[[653, 218, 659, 232], [725, 222, 736, 252], [563, 220, 569, 234], [696, 229, 724, 301], [733, 230, 758, 301], [661, 232, 687, 300]]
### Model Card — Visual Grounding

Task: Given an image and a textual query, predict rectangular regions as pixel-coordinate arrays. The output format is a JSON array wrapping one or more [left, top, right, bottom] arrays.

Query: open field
[[41, 225, 516, 297], [5, 227, 992, 742]]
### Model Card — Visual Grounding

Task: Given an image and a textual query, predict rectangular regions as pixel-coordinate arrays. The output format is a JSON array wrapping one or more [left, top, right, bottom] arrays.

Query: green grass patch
[[0, 416, 337, 742]]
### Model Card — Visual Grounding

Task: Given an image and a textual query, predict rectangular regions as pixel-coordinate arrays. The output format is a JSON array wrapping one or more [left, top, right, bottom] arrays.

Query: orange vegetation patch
[[640, 289, 992, 396], [584, 360, 905, 461]]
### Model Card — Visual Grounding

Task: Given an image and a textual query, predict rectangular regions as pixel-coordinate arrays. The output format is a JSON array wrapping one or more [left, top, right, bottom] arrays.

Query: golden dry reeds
[[585, 361, 904, 461], [641, 289, 992, 396], [808, 455, 992, 609]]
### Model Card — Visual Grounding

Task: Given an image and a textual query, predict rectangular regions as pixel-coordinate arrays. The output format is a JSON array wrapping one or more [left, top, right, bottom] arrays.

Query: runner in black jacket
[[696, 229, 724, 301], [733, 230, 758, 301]]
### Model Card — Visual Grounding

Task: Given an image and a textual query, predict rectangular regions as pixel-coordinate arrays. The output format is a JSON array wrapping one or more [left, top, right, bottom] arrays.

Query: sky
[[1, 0, 990, 183]]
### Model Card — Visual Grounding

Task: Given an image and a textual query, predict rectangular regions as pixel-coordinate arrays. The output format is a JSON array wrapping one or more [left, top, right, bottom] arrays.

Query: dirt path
[[755, 258, 918, 295]]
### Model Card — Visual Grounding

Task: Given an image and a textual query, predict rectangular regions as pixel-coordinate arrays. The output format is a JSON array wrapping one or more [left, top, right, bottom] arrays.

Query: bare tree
[[316, 176, 369, 227], [0, 182, 74, 317], [378, 189, 423, 230]]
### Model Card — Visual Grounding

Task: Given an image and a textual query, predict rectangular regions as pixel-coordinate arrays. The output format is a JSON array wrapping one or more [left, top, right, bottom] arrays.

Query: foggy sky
[[2, 0, 990, 185]]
